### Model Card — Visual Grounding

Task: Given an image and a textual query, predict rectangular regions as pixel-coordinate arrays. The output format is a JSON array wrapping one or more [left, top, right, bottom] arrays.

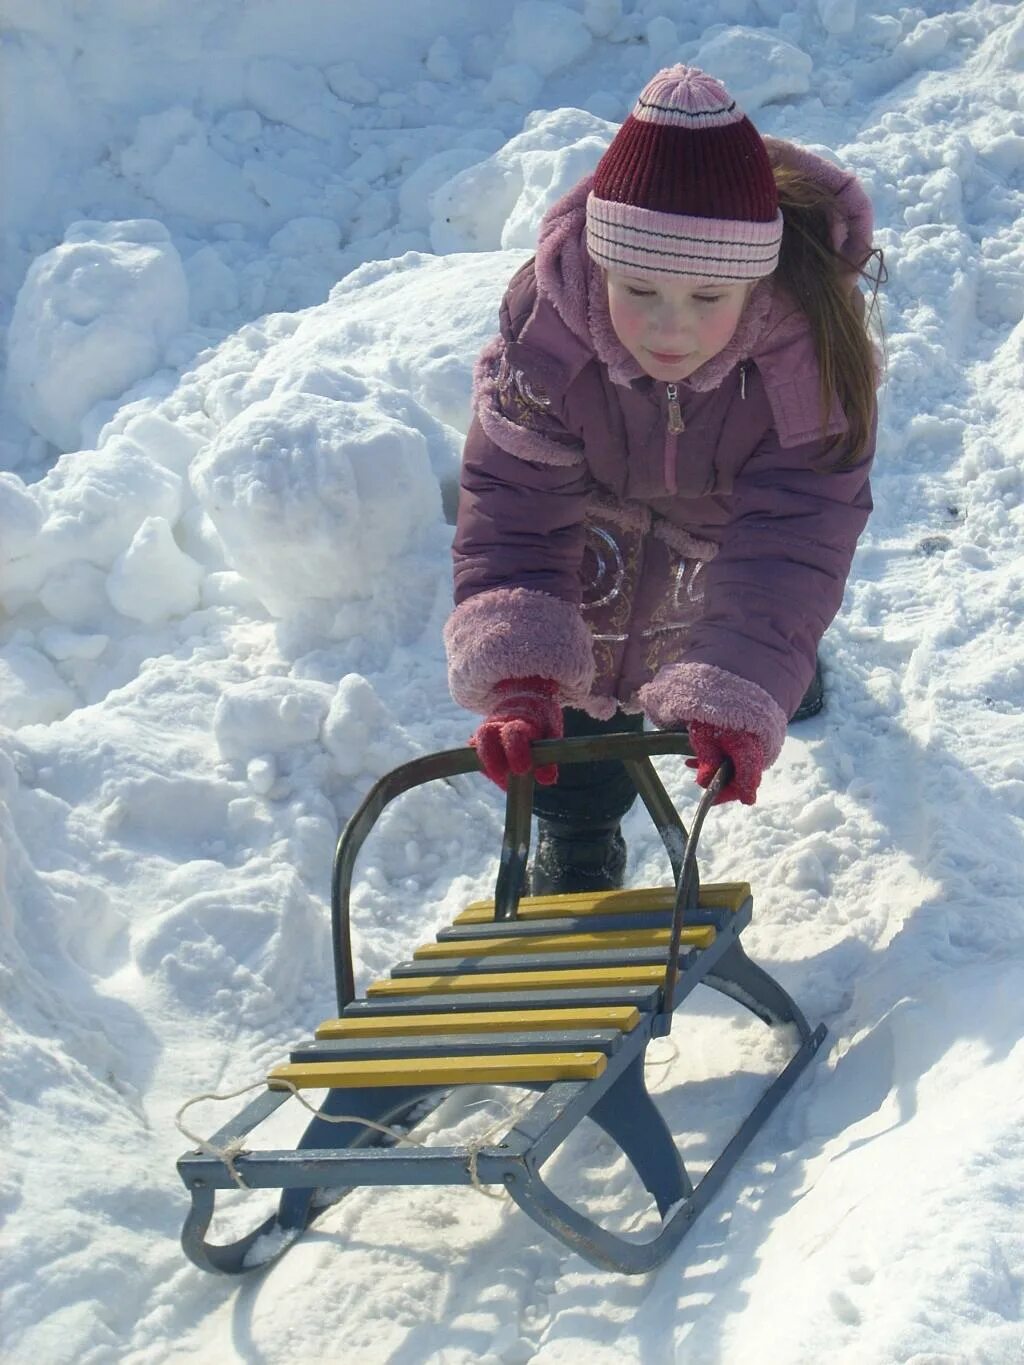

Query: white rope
[[175, 1081, 429, 1191], [644, 1036, 680, 1090], [461, 1095, 537, 1200], [175, 1079, 535, 1198]]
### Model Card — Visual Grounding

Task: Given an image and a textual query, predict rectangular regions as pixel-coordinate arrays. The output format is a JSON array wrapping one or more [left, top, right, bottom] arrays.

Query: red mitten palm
[[686, 721, 766, 806], [471, 677, 563, 791]]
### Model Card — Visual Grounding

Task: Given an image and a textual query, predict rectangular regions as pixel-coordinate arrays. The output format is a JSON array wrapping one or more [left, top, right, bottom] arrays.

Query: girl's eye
[[626, 286, 656, 298], [694, 295, 724, 304]]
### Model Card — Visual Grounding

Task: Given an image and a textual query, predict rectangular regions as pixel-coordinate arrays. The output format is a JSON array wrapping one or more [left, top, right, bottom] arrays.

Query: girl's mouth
[[646, 348, 693, 364]]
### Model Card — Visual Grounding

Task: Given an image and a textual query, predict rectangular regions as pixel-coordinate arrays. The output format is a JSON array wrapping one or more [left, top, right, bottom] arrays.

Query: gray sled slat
[[437, 912, 676, 941], [289, 1028, 627, 1064], [436, 900, 744, 942], [390, 947, 678, 977], [341, 985, 663, 1017]]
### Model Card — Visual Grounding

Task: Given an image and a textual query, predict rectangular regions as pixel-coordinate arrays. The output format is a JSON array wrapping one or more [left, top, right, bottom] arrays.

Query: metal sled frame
[[178, 735, 826, 1275]]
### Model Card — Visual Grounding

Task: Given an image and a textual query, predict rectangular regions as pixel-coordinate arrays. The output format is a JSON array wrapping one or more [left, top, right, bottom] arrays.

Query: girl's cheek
[[702, 309, 742, 351], [612, 298, 645, 343]]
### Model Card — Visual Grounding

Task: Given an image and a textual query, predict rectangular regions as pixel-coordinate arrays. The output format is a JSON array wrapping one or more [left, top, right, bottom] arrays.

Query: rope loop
[[175, 1080, 537, 1199]]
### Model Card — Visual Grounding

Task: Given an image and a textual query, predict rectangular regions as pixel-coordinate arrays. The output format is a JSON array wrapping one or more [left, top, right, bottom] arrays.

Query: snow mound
[[5, 220, 188, 452], [695, 27, 813, 113], [192, 383, 443, 647], [430, 106, 615, 253]]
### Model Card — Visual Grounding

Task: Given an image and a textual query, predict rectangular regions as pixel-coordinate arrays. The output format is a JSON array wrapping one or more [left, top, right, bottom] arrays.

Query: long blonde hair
[[772, 164, 886, 468]]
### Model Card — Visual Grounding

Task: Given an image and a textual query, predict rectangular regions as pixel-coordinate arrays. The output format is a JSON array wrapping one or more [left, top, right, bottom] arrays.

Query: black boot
[[790, 656, 824, 724], [527, 820, 627, 896]]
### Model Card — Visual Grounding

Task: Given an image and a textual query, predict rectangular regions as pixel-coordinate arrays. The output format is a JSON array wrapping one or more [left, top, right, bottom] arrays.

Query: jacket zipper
[[666, 383, 686, 433], [664, 382, 684, 495]]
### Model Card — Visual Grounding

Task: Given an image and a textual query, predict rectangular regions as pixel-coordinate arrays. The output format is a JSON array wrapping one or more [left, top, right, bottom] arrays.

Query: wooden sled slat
[[314, 1006, 642, 1039], [269, 1051, 608, 1089], [413, 925, 714, 958], [366, 965, 668, 997], [454, 882, 750, 925], [292, 1029, 628, 1064]]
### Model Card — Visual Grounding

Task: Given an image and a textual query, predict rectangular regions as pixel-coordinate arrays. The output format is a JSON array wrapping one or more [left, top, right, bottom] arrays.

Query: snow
[[5, 220, 189, 452], [2, 2, 1024, 1363]]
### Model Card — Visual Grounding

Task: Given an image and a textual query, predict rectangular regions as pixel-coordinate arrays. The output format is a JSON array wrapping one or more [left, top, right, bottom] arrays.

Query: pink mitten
[[686, 721, 766, 806], [471, 677, 563, 790]]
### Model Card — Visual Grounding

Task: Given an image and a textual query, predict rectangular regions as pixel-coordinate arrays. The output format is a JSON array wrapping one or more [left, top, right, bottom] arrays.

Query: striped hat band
[[586, 193, 784, 283]]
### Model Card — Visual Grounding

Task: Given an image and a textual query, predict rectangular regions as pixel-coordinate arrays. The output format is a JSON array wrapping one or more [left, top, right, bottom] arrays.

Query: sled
[[177, 733, 826, 1275]]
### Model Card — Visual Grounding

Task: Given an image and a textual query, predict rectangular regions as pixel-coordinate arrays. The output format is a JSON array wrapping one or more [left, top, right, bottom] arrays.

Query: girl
[[444, 65, 881, 895]]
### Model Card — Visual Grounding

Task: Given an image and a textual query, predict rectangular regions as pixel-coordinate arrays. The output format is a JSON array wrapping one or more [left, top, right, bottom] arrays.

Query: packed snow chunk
[[325, 60, 379, 105], [191, 388, 441, 628], [0, 641, 76, 727], [485, 64, 544, 106], [817, 0, 856, 36], [119, 411, 206, 477], [318, 251, 517, 439], [213, 675, 334, 764], [583, 0, 623, 38], [992, 6, 1024, 68], [322, 673, 414, 778], [105, 516, 204, 625], [903, 168, 964, 227], [425, 36, 462, 83], [398, 149, 490, 232], [217, 109, 263, 144], [245, 58, 341, 141], [5, 220, 189, 452], [120, 109, 263, 227], [134, 864, 324, 1018], [38, 436, 184, 570], [183, 246, 240, 322], [896, 14, 954, 66], [269, 217, 343, 259], [36, 562, 109, 628], [694, 28, 812, 112], [646, 17, 680, 57], [505, 2, 592, 76], [0, 473, 43, 563], [430, 108, 615, 253], [37, 626, 109, 662]]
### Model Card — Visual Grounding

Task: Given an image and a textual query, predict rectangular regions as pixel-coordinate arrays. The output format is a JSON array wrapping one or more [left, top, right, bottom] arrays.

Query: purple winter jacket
[[445, 138, 877, 767]]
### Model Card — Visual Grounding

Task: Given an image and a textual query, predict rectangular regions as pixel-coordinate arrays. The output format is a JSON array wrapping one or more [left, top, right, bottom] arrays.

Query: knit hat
[[586, 66, 783, 283]]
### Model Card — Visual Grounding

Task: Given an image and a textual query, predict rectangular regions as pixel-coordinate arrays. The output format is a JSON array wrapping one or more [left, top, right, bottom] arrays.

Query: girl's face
[[605, 270, 755, 382]]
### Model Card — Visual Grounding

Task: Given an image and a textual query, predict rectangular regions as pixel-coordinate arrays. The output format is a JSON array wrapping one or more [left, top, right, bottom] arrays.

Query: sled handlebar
[[330, 734, 732, 1016]]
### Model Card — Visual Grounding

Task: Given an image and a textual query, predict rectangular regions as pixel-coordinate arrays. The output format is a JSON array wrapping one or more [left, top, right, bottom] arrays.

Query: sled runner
[[177, 733, 826, 1275]]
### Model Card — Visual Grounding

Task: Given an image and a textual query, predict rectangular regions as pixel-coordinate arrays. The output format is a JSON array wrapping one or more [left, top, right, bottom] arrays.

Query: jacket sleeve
[[639, 414, 875, 764], [444, 328, 598, 715]]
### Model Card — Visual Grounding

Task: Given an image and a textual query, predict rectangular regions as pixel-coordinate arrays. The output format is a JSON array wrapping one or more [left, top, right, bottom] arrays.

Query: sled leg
[[505, 1018, 826, 1275], [588, 1056, 691, 1215], [702, 939, 814, 1039], [180, 1084, 433, 1275]]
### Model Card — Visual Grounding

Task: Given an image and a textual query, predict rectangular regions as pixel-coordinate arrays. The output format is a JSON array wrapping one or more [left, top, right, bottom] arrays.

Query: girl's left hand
[[686, 721, 765, 805], [470, 677, 563, 790]]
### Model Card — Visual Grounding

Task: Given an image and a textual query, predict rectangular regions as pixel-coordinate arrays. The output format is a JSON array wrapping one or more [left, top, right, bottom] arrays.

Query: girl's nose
[[652, 323, 693, 346], [653, 307, 692, 338]]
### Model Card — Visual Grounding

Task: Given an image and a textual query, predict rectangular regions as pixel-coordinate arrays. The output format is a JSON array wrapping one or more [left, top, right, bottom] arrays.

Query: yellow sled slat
[[413, 925, 714, 958], [314, 1006, 641, 1039], [269, 1051, 607, 1089], [366, 965, 667, 997], [454, 882, 750, 925]]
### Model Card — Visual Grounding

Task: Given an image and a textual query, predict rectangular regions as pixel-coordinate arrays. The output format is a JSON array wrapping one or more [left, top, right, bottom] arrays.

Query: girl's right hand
[[686, 720, 765, 805], [470, 678, 563, 790]]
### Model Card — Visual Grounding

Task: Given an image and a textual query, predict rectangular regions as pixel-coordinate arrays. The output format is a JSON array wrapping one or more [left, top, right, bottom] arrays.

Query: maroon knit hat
[[587, 66, 783, 283]]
